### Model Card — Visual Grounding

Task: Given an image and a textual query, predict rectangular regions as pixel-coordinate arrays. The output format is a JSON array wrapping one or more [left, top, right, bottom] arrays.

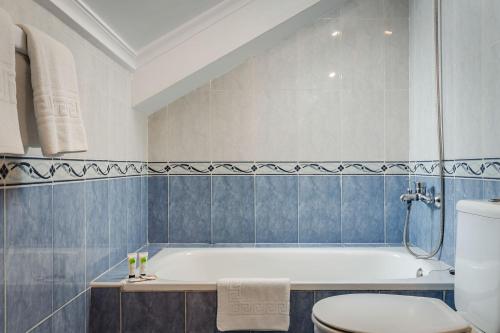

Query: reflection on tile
[[256, 176, 298, 243], [53, 294, 86, 333], [122, 292, 185, 332], [85, 180, 109, 283], [6, 185, 53, 333], [148, 176, 168, 243], [385, 176, 409, 244], [88, 288, 120, 333], [299, 176, 341, 243], [213, 176, 255, 243], [169, 176, 211, 243], [53, 182, 85, 309], [342, 176, 384, 243], [109, 178, 127, 266], [186, 292, 216, 333]]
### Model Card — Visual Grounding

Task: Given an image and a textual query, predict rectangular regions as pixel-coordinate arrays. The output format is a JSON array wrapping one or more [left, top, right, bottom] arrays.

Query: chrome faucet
[[400, 182, 441, 208]]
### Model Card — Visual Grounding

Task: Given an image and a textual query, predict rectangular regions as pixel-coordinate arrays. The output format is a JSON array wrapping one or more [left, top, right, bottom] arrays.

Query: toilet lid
[[312, 294, 470, 333]]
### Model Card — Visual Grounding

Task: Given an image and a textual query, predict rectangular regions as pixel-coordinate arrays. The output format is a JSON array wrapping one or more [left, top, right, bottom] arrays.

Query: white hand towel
[[217, 278, 290, 331], [19, 24, 88, 156], [0, 8, 24, 154]]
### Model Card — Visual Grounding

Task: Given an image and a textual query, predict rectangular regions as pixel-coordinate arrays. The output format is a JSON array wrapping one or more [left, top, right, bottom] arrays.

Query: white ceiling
[[81, 0, 224, 51]]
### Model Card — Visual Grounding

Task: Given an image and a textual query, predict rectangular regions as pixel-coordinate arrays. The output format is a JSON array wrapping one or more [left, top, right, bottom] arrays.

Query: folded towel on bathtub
[[217, 278, 290, 331], [0, 8, 25, 154], [18, 24, 88, 156]]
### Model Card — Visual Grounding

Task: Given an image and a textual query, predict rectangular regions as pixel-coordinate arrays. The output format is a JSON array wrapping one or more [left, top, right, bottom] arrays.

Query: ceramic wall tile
[[148, 176, 169, 243], [255, 176, 298, 243], [341, 90, 385, 161], [210, 91, 256, 161], [212, 176, 255, 243], [342, 176, 385, 243], [6, 185, 53, 333], [109, 178, 128, 266], [166, 86, 211, 161], [169, 176, 211, 243], [85, 180, 109, 283], [299, 176, 341, 243], [53, 182, 85, 308], [122, 292, 185, 332], [254, 90, 298, 161]]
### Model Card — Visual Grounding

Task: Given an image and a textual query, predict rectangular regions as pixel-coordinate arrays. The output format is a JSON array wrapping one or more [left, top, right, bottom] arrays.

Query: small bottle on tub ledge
[[127, 253, 137, 278], [138, 252, 148, 276]]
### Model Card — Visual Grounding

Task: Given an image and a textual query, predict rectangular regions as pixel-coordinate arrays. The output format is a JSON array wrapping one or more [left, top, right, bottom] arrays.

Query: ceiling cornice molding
[[35, 0, 137, 70], [136, 0, 253, 67]]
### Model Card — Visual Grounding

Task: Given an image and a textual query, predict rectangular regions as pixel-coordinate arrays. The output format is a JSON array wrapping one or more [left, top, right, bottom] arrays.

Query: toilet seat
[[312, 294, 471, 333]]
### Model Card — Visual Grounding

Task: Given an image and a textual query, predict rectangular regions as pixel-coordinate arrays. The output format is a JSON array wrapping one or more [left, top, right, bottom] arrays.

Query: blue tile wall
[[0, 164, 147, 332], [53, 182, 85, 309], [89, 288, 450, 333], [126, 177, 143, 252], [122, 292, 185, 332], [299, 176, 341, 243], [148, 176, 169, 243], [85, 180, 110, 283], [109, 178, 128, 266], [385, 176, 409, 243], [6, 185, 53, 333], [256, 176, 298, 243], [342, 176, 385, 243], [484, 179, 500, 199], [169, 176, 211, 243], [186, 292, 217, 333], [213, 176, 255, 243], [147, 175, 418, 245], [88, 287, 121, 333], [408, 176, 440, 253], [52, 293, 86, 333]]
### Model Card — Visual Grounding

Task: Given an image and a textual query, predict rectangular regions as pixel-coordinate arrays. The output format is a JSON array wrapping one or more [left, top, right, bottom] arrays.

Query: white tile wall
[[0, 0, 147, 161], [149, 0, 410, 163], [409, 0, 438, 161]]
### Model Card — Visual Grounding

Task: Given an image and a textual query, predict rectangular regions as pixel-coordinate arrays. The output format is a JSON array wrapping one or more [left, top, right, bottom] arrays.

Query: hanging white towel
[[19, 24, 87, 156], [0, 8, 24, 154], [217, 278, 290, 331]]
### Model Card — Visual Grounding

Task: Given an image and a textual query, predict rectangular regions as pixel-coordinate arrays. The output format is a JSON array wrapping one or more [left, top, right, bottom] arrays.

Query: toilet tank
[[455, 200, 500, 333]]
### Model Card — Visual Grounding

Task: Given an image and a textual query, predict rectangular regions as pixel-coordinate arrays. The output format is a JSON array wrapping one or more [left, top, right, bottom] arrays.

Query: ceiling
[[81, 0, 224, 51]]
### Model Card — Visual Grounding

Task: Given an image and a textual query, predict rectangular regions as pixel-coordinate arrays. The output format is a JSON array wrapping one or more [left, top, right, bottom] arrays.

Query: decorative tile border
[[147, 159, 500, 179], [147, 161, 410, 176], [0, 157, 148, 186]]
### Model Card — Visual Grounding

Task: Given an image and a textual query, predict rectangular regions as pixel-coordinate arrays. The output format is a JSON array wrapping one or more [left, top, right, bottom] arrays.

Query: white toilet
[[312, 200, 500, 333]]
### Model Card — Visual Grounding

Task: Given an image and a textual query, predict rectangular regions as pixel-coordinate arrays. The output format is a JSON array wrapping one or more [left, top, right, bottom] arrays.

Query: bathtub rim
[[91, 246, 454, 292]]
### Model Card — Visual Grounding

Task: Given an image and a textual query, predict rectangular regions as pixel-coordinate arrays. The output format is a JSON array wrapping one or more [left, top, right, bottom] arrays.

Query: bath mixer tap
[[400, 182, 441, 208]]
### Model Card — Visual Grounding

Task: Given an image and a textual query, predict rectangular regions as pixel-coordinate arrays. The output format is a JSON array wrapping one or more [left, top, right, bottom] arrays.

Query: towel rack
[[15, 25, 27, 55]]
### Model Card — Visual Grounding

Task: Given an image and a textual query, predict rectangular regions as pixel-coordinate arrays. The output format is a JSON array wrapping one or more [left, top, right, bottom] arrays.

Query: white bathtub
[[120, 247, 454, 292]]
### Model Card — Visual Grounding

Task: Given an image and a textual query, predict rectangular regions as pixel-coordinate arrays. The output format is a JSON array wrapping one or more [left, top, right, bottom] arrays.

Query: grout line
[[26, 287, 90, 333]]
